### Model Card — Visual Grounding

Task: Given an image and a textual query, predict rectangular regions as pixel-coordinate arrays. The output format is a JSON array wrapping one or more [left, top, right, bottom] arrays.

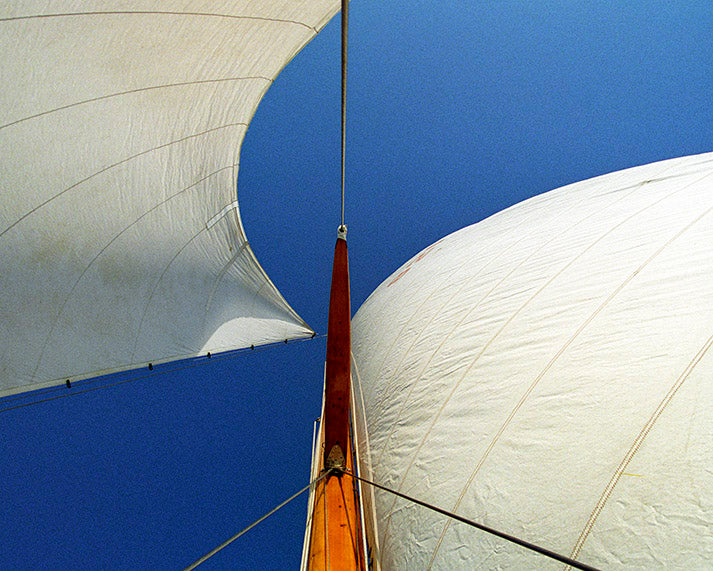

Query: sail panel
[[0, 1, 340, 397], [352, 152, 713, 569]]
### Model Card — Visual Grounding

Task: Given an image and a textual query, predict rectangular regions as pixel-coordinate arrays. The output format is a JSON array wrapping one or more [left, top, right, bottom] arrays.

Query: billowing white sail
[[352, 152, 713, 569], [0, 1, 340, 397]]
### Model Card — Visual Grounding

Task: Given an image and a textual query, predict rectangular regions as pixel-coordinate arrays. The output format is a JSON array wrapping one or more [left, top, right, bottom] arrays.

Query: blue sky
[[2, 2, 712, 568]]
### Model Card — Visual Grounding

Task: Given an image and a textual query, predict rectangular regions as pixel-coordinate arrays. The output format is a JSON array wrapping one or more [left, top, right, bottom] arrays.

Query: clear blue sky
[[2, 2, 712, 568]]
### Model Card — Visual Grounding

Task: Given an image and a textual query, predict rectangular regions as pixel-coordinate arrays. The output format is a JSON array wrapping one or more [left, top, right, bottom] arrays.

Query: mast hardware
[[325, 444, 346, 470]]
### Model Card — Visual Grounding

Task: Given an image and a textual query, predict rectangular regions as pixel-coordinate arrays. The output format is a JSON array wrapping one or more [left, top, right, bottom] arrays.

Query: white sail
[[352, 152, 713, 569], [0, 1, 340, 397]]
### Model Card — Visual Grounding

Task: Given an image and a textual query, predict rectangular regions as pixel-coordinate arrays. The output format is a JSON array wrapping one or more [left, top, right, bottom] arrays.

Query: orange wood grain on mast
[[307, 231, 366, 570], [307, 429, 365, 570]]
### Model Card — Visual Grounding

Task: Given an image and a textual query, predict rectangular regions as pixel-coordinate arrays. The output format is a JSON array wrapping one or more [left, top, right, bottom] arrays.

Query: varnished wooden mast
[[306, 1, 366, 566], [323, 233, 352, 468], [306, 230, 365, 571]]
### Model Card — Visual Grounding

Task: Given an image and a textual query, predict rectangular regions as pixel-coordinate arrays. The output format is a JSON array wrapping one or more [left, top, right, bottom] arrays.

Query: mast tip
[[337, 225, 347, 240]]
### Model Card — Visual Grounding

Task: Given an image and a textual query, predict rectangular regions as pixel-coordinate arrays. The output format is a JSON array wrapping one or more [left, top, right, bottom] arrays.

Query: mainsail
[[0, 1, 341, 397], [352, 152, 713, 569]]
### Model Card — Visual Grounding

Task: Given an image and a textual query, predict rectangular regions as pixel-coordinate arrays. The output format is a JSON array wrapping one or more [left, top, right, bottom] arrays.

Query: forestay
[[0, 1, 340, 397], [352, 152, 713, 569]]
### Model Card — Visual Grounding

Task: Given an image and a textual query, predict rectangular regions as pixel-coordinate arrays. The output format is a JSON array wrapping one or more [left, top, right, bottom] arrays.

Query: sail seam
[[0, 76, 271, 132], [375, 174, 642, 556], [129, 230, 205, 362], [206, 201, 239, 230], [377, 169, 713, 559], [362, 157, 713, 418], [569, 331, 713, 561], [28, 165, 235, 384], [1, 122, 247, 239], [200, 240, 251, 341], [0, 11, 317, 32], [427, 192, 713, 567], [350, 354, 382, 568], [128, 213, 309, 362], [340, 470, 600, 571], [370, 181, 617, 468], [371, 158, 704, 464], [367, 167, 638, 462]]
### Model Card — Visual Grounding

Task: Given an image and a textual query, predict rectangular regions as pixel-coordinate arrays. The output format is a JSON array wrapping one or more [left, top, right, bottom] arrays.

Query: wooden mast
[[306, 2, 366, 567], [306, 229, 366, 570]]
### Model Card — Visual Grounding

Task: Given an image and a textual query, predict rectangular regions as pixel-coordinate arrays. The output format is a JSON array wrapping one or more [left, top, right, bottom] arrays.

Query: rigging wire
[[339, 469, 602, 571], [0, 334, 326, 413], [340, 0, 348, 228], [182, 469, 334, 571]]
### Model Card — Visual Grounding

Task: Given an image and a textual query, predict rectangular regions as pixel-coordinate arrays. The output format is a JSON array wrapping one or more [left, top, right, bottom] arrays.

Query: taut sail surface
[[352, 152, 713, 569], [0, 1, 340, 397]]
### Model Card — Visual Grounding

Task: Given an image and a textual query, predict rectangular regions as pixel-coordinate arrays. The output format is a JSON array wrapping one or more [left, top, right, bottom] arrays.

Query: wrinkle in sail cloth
[[0, 1, 341, 397], [352, 152, 713, 570]]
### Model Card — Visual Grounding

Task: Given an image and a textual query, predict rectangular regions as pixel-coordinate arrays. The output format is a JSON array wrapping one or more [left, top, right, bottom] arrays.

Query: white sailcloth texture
[[352, 152, 713, 569], [0, 1, 340, 397]]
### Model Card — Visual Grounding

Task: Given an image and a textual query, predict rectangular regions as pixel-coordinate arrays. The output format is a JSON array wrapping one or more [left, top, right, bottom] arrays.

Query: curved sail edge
[[0, 1, 340, 397], [353, 151, 713, 569]]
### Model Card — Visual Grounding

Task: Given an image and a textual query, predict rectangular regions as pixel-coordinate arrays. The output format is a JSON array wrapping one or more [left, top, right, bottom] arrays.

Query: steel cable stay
[[337, 468, 602, 571], [339, 0, 348, 230], [0, 334, 325, 413], [184, 465, 602, 571], [183, 469, 335, 571]]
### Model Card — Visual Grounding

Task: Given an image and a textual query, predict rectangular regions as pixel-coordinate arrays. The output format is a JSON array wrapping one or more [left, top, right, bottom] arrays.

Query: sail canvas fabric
[[352, 152, 713, 569], [0, 1, 341, 397]]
